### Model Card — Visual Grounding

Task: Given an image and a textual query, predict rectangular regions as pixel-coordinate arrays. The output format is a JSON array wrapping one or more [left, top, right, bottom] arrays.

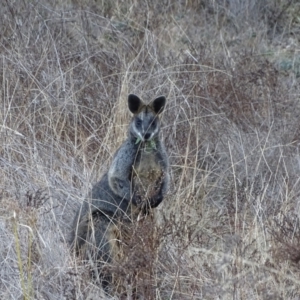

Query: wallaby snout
[[144, 132, 151, 140]]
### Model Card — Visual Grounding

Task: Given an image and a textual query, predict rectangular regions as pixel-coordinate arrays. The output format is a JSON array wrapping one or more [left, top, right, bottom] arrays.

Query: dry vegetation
[[1, 0, 300, 299]]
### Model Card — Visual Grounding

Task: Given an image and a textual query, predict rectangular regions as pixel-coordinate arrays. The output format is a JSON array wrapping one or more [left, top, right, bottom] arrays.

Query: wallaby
[[72, 94, 169, 292]]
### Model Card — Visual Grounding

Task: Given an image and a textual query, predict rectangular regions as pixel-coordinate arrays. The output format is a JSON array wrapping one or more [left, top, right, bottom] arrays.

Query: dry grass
[[1, 0, 300, 299]]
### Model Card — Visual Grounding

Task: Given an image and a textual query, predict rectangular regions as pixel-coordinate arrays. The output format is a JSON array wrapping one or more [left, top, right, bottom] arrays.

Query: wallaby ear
[[151, 96, 166, 114], [128, 94, 144, 114]]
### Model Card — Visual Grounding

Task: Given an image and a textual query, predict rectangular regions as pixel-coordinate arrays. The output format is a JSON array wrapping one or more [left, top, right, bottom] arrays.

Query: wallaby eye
[[135, 119, 142, 127], [150, 119, 157, 129]]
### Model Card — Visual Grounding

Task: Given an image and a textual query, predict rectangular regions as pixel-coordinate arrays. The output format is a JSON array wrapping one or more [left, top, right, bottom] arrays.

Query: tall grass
[[0, 0, 300, 299]]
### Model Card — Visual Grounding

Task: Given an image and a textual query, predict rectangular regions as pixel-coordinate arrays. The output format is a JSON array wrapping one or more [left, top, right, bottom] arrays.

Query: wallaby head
[[128, 94, 166, 142]]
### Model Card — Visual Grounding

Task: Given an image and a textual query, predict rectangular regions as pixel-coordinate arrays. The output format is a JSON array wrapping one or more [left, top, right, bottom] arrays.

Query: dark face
[[131, 107, 160, 141]]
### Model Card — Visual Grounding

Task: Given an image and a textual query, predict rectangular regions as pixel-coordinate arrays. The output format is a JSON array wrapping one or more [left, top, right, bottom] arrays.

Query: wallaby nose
[[144, 132, 151, 140]]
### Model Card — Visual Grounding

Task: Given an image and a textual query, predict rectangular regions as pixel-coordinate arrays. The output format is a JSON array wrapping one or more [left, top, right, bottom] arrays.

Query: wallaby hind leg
[[73, 208, 114, 289]]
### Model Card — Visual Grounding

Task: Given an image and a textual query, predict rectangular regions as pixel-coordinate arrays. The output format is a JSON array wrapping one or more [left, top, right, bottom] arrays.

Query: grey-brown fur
[[72, 94, 169, 291]]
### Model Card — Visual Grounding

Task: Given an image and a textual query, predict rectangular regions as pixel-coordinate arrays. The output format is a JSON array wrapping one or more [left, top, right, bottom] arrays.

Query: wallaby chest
[[132, 143, 163, 202]]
